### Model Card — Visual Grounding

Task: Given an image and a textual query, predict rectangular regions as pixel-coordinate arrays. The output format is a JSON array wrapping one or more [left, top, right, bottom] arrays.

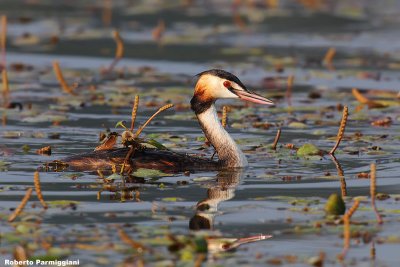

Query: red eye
[[223, 81, 231, 88]]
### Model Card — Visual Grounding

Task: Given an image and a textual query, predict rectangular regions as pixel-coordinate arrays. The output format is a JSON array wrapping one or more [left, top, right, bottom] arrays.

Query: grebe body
[[61, 69, 273, 172]]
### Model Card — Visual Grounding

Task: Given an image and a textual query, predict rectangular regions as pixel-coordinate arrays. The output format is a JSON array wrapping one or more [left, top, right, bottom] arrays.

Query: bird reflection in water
[[189, 170, 272, 254], [96, 169, 272, 255]]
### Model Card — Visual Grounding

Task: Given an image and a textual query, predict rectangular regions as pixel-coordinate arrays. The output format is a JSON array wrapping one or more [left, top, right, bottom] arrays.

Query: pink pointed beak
[[233, 89, 274, 105]]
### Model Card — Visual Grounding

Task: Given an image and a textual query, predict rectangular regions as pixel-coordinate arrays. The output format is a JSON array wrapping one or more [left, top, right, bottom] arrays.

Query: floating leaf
[[133, 168, 170, 178], [297, 144, 320, 157], [325, 193, 345, 215]]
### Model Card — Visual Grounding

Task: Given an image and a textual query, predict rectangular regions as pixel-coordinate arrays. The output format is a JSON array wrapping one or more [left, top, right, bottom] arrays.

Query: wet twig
[[271, 128, 281, 151]]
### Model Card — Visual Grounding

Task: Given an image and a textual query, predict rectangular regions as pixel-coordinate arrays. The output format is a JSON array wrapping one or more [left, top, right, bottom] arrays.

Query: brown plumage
[[63, 147, 219, 172]]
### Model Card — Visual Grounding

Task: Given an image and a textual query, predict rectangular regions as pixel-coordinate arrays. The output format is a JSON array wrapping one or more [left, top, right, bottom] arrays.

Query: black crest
[[195, 69, 247, 90]]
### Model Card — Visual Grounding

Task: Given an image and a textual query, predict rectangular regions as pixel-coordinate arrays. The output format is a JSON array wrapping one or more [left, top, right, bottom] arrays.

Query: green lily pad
[[297, 144, 320, 156], [133, 168, 170, 178]]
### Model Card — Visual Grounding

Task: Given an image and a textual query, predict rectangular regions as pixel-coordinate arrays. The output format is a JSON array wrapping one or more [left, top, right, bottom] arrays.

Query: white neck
[[196, 104, 248, 168]]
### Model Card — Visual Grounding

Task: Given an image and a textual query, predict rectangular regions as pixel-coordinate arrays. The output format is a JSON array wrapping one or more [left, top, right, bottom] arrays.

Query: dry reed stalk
[[113, 30, 124, 59], [323, 47, 336, 65], [2, 69, 9, 106], [285, 75, 294, 106], [13, 245, 28, 263], [346, 199, 360, 218], [8, 188, 33, 222], [271, 128, 281, 151], [352, 88, 369, 104], [329, 106, 348, 155], [118, 229, 147, 251], [130, 95, 140, 131], [342, 215, 350, 255], [102, 0, 112, 27], [134, 104, 173, 138], [1, 15, 6, 68], [52, 61, 77, 95], [33, 171, 48, 209], [340, 177, 347, 198], [330, 154, 347, 197], [108, 30, 124, 71], [341, 199, 360, 257], [370, 163, 383, 224]]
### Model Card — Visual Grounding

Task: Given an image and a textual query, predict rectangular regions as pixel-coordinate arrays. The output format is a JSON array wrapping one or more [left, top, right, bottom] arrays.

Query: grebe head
[[193, 69, 274, 107]]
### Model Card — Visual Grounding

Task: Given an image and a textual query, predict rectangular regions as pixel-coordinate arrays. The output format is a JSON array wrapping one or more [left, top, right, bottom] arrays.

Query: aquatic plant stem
[[118, 228, 148, 252], [329, 154, 347, 197], [370, 163, 383, 224], [329, 106, 348, 155], [285, 75, 294, 106], [34, 171, 48, 209], [8, 188, 33, 222], [0, 15, 6, 69], [341, 199, 360, 258], [323, 47, 336, 70], [134, 104, 173, 138], [130, 95, 140, 131], [2, 69, 9, 107], [271, 127, 281, 151], [108, 30, 124, 72], [52, 61, 77, 95]]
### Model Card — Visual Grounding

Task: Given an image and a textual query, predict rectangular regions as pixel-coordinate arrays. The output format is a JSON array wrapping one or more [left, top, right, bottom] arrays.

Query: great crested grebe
[[61, 69, 274, 172]]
